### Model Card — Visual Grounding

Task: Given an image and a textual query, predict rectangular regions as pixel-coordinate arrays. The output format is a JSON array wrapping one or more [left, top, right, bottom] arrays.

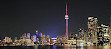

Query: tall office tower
[[32, 35, 36, 42], [36, 30, 39, 42], [46, 35, 50, 44], [65, 3, 69, 40], [79, 28, 85, 40], [22, 33, 27, 42], [27, 33, 30, 39], [56, 36, 62, 44], [36, 30, 39, 38], [88, 17, 98, 43], [110, 16, 111, 43], [83, 30, 88, 43], [40, 35, 46, 44], [101, 24, 110, 43], [62, 35, 67, 44], [39, 32, 42, 37], [97, 26, 104, 45], [97, 24, 110, 44], [39, 32, 42, 43]]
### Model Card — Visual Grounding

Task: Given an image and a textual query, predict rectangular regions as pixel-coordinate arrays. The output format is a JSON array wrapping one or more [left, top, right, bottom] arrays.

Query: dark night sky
[[0, 0, 111, 39]]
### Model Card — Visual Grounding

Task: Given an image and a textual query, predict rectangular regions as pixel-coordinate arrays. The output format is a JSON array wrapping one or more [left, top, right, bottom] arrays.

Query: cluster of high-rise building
[[74, 17, 111, 45], [0, 31, 52, 46], [55, 16, 110, 46], [63, 3, 111, 46]]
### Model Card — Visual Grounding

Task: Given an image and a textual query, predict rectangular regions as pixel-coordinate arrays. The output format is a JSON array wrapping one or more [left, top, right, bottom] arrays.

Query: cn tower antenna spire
[[66, 3, 67, 15]]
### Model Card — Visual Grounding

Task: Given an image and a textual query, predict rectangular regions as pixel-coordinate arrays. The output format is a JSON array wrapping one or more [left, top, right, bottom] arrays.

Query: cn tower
[[65, 3, 69, 40]]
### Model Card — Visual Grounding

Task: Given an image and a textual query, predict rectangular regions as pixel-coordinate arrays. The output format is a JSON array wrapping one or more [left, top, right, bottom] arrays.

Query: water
[[0, 45, 111, 49]]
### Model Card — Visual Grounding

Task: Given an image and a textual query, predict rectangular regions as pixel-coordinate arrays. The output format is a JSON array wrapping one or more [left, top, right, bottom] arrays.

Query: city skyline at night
[[0, 0, 111, 39]]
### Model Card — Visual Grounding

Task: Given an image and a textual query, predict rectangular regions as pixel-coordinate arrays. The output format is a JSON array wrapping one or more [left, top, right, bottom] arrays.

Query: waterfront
[[0, 45, 111, 49]]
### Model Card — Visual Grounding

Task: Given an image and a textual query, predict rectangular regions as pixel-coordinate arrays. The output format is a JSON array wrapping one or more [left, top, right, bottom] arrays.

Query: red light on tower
[[66, 3, 67, 15]]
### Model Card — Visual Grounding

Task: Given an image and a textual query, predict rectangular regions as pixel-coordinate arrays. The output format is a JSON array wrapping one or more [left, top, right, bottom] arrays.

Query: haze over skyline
[[0, 0, 111, 39]]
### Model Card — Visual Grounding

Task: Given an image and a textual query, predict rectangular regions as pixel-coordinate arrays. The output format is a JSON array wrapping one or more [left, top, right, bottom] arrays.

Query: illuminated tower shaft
[[65, 3, 69, 40], [66, 18, 68, 40]]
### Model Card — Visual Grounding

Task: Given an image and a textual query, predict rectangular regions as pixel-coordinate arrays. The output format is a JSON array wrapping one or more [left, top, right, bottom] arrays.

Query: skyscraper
[[36, 30, 39, 42], [56, 36, 62, 44], [109, 16, 111, 44], [88, 17, 98, 43], [62, 35, 67, 44], [79, 28, 85, 40], [32, 35, 36, 42], [65, 3, 69, 40], [27, 33, 30, 39], [97, 24, 110, 45], [36, 30, 39, 38]]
